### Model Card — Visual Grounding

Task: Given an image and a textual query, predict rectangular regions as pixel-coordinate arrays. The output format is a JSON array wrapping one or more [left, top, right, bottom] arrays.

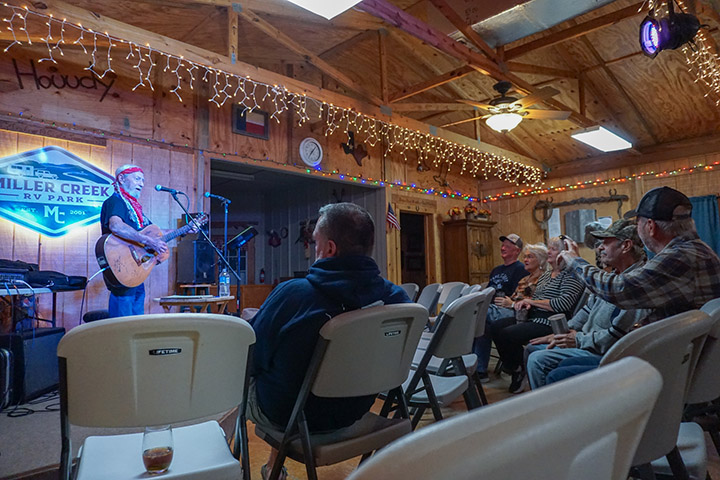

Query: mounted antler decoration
[[533, 189, 629, 239], [341, 131, 368, 166]]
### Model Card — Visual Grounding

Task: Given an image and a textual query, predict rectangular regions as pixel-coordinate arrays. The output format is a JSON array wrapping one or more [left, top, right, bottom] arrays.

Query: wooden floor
[[4, 369, 720, 479], [246, 371, 720, 480]]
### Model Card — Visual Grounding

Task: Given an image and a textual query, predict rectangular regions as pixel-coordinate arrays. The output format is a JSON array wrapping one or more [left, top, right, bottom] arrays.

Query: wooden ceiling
[[48, 0, 720, 178]]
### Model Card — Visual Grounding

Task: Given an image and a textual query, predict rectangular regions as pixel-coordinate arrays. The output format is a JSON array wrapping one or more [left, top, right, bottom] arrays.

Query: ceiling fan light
[[485, 113, 523, 132], [284, 0, 362, 19], [571, 126, 632, 152]]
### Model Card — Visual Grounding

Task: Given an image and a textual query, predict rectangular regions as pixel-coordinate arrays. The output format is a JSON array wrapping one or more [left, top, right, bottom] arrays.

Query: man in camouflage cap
[[527, 218, 650, 388], [559, 186, 720, 325]]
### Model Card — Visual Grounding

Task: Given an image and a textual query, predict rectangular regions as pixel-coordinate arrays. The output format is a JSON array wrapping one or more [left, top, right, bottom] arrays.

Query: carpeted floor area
[[2, 371, 720, 480]]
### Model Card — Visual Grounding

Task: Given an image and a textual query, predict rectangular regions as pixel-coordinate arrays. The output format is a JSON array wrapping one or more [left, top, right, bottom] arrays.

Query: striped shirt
[[529, 269, 585, 326], [567, 232, 720, 324]]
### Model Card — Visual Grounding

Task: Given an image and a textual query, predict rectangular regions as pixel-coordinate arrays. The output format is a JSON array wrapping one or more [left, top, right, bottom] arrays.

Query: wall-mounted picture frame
[[232, 105, 269, 140]]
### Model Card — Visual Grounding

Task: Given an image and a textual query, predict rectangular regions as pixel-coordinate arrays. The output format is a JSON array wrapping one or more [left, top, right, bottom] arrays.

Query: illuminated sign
[[0, 146, 114, 237]]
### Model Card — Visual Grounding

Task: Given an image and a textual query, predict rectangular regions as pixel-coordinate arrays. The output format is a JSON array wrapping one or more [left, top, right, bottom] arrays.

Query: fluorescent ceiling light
[[485, 113, 523, 133], [284, 0, 362, 20], [571, 126, 632, 152]]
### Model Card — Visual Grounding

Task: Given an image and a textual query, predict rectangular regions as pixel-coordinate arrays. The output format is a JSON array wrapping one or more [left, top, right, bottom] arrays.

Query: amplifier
[[0, 328, 65, 404], [0, 272, 25, 284]]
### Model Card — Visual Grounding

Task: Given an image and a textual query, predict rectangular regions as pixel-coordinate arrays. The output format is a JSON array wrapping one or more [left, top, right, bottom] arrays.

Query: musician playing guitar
[[100, 165, 173, 318]]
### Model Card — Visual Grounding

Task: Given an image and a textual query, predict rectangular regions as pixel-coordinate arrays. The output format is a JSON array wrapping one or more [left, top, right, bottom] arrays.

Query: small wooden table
[[177, 283, 213, 296], [154, 295, 235, 314]]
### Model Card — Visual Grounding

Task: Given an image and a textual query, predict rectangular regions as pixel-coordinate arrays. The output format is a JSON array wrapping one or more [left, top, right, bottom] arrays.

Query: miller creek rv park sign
[[0, 146, 114, 236]]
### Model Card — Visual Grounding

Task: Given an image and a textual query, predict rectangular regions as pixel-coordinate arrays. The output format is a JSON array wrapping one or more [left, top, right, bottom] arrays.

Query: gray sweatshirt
[[568, 262, 651, 355]]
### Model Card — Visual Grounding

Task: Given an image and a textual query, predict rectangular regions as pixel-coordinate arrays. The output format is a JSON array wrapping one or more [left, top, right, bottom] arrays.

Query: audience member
[[487, 234, 529, 297], [526, 219, 649, 389], [473, 243, 547, 381], [559, 186, 720, 324], [248, 202, 410, 480], [491, 236, 585, 393]]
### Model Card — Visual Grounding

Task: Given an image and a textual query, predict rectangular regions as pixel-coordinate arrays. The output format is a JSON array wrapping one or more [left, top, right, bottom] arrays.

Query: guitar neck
[[162, 224, 193, 243]]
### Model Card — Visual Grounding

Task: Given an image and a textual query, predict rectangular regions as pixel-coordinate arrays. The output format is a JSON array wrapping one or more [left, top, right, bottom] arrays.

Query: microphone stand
[[222, 198, 229, 261], [169, 192, 242, 291]]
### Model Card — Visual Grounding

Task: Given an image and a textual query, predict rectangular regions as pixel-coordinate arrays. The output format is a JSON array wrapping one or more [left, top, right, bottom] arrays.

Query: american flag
[[386, 203, 401, 231]]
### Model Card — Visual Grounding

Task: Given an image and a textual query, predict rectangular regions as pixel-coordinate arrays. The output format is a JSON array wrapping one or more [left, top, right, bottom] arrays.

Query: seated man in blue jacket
[[248, 202, 409, 479]]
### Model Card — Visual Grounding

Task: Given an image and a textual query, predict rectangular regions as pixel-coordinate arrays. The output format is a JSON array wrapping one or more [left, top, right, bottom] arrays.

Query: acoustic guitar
[[95, 215, 208, 288]]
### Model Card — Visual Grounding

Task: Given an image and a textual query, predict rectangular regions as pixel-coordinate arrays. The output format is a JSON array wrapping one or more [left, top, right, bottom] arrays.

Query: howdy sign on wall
[[0, 147, 114, 236]]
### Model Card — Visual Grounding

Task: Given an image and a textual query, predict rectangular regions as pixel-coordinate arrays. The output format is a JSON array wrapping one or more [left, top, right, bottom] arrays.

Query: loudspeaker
[[0, 327, 65, 405], [177, 235, 216, 284]]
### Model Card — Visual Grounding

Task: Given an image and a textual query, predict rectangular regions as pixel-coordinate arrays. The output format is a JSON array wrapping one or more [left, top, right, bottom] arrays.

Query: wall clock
[[299, 137, 323, 167]]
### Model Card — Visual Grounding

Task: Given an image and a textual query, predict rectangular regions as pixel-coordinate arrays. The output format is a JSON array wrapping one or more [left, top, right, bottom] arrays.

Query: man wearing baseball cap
[[474, 233, 530, 381], [488, 233, 529, 297], [527, 219, 650, 388], [559, 186, 720, 325]]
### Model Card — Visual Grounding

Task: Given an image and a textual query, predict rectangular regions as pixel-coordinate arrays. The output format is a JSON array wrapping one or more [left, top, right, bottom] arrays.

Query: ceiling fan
[[447, 81, 572, 132]]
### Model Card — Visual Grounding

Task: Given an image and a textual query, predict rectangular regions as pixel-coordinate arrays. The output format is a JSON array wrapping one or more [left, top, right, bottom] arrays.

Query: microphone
[[155, 185, 180, 194], [204, 191, 231, 204]]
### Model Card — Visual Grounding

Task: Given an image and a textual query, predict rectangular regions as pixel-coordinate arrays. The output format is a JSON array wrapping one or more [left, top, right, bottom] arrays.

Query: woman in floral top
[[474, 243, 548, 380], [495, 243, 547, 308]]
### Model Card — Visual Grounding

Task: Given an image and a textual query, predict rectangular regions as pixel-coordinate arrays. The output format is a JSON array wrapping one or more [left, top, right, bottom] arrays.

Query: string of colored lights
[[0, 2, 544, 186], [483, 161, 720, 201]]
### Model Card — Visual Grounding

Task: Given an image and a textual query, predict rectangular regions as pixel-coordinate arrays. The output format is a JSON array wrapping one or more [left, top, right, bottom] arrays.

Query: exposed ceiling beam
[[427, 0, 499, 63], [503, 2, 646, 60], [390, 103, 477, 112], [237, 6, 384, 105], [547, 133, 720, 179], [318, 29, 377, 59], [359, 0, 505, 78], [359, 0, 596, 128], [26, 0, 543, 171], [441, 115, 484, 128], [505, 62, 577, 78], [228, 4, 239, 60], [390, 65, 475, 103], [378, 29, 389, 103], [553, 46, 642, 150], [578, 36, 659, 144]]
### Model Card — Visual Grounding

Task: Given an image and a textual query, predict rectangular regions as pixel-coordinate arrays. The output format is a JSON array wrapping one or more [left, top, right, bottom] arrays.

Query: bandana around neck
[[114, 166, 145, 229]]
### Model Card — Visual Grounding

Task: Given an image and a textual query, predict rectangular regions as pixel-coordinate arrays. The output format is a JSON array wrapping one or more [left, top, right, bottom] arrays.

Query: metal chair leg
[[665, 446, 691, 480], [631, 463, 657, 480]]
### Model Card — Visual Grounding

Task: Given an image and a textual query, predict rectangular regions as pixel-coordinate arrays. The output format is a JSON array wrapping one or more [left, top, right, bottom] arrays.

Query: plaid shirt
[[567, 233, 720, 324]]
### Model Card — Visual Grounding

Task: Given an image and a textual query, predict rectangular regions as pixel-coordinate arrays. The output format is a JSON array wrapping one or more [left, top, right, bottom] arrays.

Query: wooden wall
[[481, 152, 720, 267], [5, 36, 665, 330], [0, 45, 198, 330]]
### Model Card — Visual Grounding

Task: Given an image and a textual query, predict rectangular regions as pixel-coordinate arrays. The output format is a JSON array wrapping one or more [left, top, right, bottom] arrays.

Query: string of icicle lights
[[0, 2, 544, 186], [644, 0, 720, 105]]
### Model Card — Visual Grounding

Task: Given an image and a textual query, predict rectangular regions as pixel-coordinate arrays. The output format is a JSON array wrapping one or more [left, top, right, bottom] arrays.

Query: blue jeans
[[109, 284, 145, 318], [473, 305, 515, 374], [545, 355, 601, 386], [527, 347, 601, 389]]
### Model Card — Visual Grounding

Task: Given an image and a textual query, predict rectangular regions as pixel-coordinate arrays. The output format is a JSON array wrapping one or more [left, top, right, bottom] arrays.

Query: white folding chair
[[348, 357, 662, 480], [254, 304, 428, 480], [399, 282, 420, 302], [414, 287, 495, 405], [416, 283, 442, 315], [599, 310, 714, 480], [436, 281, 466, 314], [58, 313, 255, 480], [404, 292, 489, 428]]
